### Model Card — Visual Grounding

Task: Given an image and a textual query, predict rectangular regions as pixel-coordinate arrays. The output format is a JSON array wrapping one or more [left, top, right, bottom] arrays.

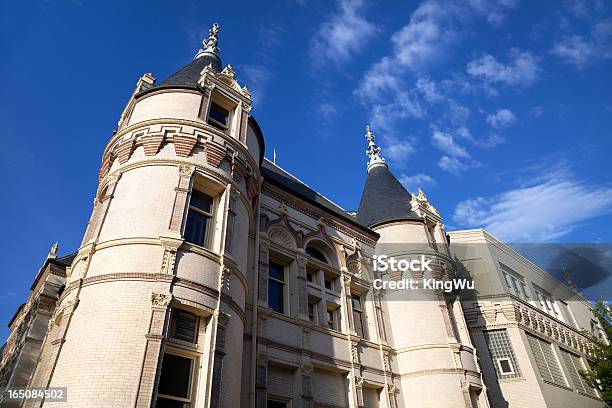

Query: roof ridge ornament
[[365, 125, 387, 172], [195, 22, 220, 60]]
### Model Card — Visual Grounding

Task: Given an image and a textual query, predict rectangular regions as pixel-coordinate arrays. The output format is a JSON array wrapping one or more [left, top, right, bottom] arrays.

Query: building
[[449, 229, 607, 408], [0, 23, 606, 408]]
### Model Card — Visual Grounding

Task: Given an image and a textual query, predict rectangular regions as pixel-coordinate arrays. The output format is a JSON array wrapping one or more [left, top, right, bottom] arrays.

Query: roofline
[[134, 84, 199, 99], [368, 217, 424, 230], [262, 172, 378, 239], [448, 228, 592, 305], [7, 303, 25, 328]]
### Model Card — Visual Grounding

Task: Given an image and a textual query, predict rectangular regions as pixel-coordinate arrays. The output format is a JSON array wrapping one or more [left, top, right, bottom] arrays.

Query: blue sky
[[1, 0, 611, 341]]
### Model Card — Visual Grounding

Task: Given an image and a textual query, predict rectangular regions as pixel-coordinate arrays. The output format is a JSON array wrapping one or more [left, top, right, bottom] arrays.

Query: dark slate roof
[[356, 165, 421, 228], [261, 160, 375, 235], [55, 252, 77, 267], [137, 53, 221, 96]]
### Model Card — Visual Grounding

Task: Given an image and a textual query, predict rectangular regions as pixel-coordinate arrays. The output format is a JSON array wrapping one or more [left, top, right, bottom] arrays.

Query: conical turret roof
[[356, 126, 421, 227]]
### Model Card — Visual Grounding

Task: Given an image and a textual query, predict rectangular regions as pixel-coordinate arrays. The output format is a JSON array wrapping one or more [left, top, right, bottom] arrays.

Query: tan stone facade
[[0, 26, 606, 408]]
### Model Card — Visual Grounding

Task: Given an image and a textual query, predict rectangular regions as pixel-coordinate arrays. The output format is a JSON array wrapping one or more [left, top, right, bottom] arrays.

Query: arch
[[304, 238, 338, 268], [268, 227, 296, 250]]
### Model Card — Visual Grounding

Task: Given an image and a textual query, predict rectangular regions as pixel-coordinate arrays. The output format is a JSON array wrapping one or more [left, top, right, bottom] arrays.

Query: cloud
[[416, 77, 444, 103], [551, 18, 612, 68], [399, 173, 437, 192], [240, 65, 272, 105], [438, 156, 471, 173], [317, 102, 338, 120], [309, 0, 377, 66], [467, 0, 520, 25], [431, 130, 470, 158], [383, 139, 416, 162], [551, 35, 596, 68], [452, 166, 612, 241], [467, 48, 539, 86], [486, 108, 516, 128], [476, 133, 506, 147]]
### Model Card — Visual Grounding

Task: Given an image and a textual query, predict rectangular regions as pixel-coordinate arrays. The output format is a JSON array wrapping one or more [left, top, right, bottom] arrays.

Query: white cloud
[[309, 0, 377, 66], [431, 130, 470, 158], [476, 133, 506, 147], [317, 102, 338, 120], [486, 108, 516, 128], [399, 173, 437, 192], [467, 0, 520, 25], [383, 139, 416, 162], [416, 77, 444, 103], [467, 48, 539, 86], [551, 18, 612, 68], [551, 35, 596, 68], [453, 168, 612, 241], [438, 156, 470, 173], [240, 65, 272, 105]]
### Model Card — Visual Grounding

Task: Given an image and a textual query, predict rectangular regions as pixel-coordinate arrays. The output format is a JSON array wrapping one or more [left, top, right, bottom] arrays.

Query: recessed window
[[184, 190, 213, 248], [156, 353, 194, 407], [308, 300, 317, 323], [526, 334, 566, 385], [268, 262, 285, 314], [497, 358, 514, 374], [327, 307, 337, 330], [306, 246, 328, 263], [267, 401, 287, 408], [207, 102, 229, 130], [169, 310, 198, 343], [324, 277, 333, 290], [306, 270, 315, 283], [352, 293, 365, 338]]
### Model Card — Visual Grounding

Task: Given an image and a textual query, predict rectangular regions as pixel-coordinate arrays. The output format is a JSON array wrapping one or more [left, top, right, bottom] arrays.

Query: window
[[501, 269, 529, 301], [527, 334, 566, 386], [560, 349, 598, 397], [324, 277, 333, 291], [306, 269, 316, 284], [207, 102, 229, 130], [308, 300, 317, 323], [326, 306, 337, 330], [267, 401, 287, 408], [184, 190, 213, 248], [306, 246, 328, 263], [497, 358, 514, 375], [426, 223, 438, 251], [352, 294, 366, 338], [156, 353, 195, 408], [268, 262, 285, 314], [169, 310, 198, 343], [534, 289, 561, 319], [483, 330, 521, 379]]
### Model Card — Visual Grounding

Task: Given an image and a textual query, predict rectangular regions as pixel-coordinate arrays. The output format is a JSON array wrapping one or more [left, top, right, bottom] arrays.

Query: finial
[[48, 242, 59, 259], [195, 22, 221, 60], [365, 125, 387, 171]]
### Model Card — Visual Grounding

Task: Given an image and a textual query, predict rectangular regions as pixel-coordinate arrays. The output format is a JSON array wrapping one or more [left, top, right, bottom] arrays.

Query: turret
[[25, 23, 263, 408], [356, 126, 486, 408]]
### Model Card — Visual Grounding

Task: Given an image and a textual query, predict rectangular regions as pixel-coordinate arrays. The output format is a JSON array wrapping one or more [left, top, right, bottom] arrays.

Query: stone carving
[[151, 293, 172, 307], [178, 164, 195, 178], [160, 246, 177, 274], [354, 376, 364, 387]]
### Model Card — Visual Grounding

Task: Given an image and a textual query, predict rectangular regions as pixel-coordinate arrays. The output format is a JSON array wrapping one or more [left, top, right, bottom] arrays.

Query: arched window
[[305, 246, 328, 263]]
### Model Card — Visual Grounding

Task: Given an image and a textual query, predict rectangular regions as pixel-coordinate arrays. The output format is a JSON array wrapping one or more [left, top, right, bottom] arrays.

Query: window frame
[[183, 189, 215, 249], [351, 293, 366, 339], [268, 261, 287, 315], [496, 357, 515, 375], [156, 349, 198, 408]]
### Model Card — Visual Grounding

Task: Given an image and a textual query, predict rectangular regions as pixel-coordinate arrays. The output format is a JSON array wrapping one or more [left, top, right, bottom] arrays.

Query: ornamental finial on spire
[[365, 125, 386, 171], [195, 22, 220, 59]]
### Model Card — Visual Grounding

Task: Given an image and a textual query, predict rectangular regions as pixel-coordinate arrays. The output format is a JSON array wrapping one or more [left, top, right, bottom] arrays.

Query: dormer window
[[208, 102, 229, 130]]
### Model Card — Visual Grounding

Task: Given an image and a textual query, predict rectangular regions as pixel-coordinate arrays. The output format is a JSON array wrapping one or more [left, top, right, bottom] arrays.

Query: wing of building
[[0, 23, 607, 408]]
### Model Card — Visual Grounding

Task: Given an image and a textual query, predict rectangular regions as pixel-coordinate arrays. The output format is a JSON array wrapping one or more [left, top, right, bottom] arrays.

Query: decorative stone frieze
[[151, 292, 172, 308]]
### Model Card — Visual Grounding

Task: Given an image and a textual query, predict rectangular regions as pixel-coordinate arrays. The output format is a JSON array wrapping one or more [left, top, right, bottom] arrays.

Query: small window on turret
[[208, 102, 229, 130]]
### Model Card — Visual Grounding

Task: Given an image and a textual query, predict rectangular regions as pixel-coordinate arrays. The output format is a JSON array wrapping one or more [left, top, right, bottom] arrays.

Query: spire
[[365, 125, 386, 172], [48, 242, 58, 259], [195, 22, 221, 63]]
